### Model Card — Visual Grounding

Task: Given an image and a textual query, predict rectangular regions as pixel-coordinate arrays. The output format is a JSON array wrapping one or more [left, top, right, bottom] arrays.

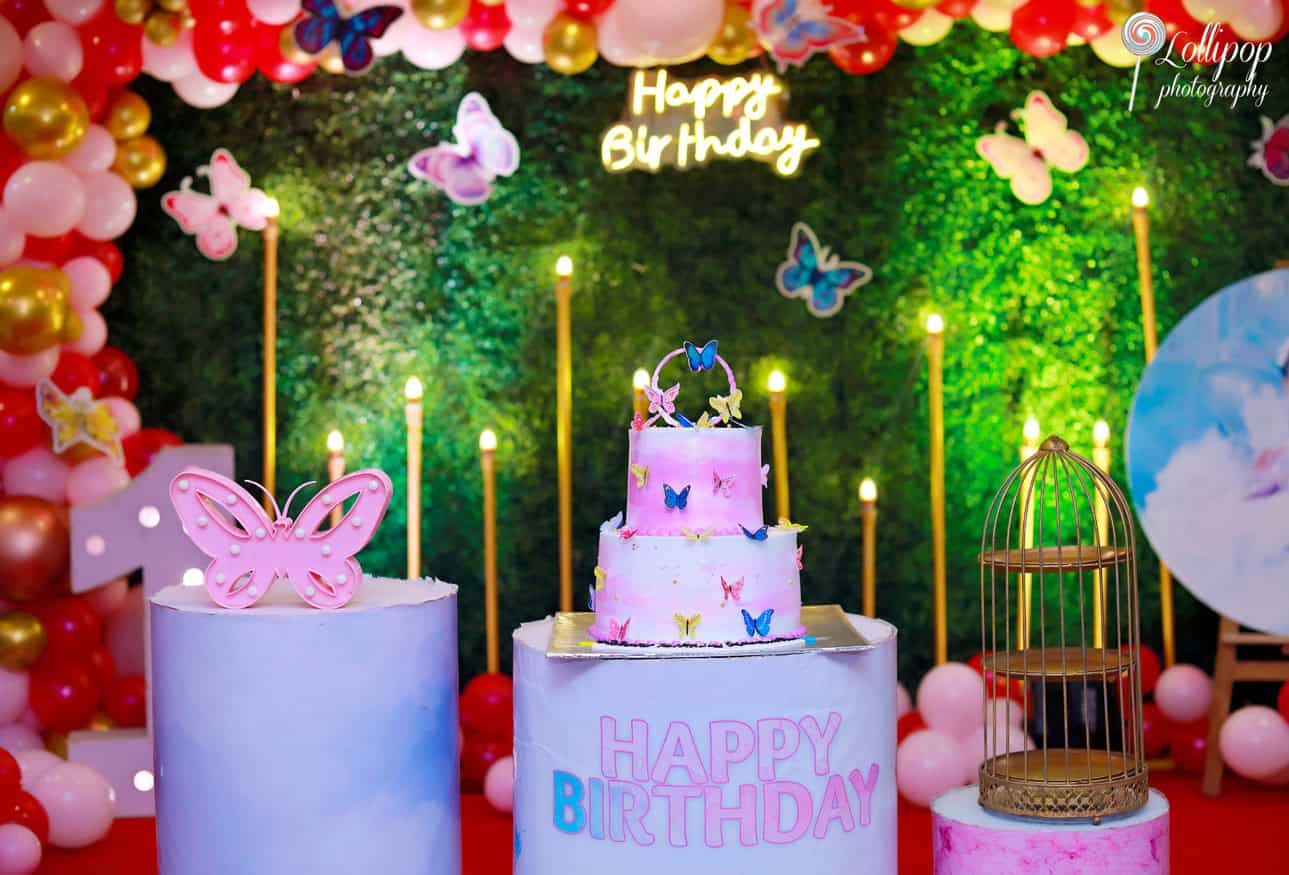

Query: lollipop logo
[[1122, 12, 1167, 58]]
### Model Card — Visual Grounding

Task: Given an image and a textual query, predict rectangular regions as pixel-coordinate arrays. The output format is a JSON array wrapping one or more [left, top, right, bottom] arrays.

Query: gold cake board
[[546, 604, 876, 660]]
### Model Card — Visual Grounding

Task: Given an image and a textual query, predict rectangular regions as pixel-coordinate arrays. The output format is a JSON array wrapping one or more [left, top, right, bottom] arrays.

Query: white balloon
[[1229, 0, 1284, 40], [142, 27, 198, 82], [1181, 0, 1228, 22], [506, 0, 560, 30], [401, 23, 466, 69], [0, 19, 22, 93], [900, 9, 954, 45], [23, 21, 83, 80], [43, 0, 105, 25], [503, 24, 545, 63], [1090, 28, 1136, 66], [63, 125, 116, 174], [597, 0, 651, 66], [970, 1, 1012, 32], [616, 0, 723, 64], [247, 0, 302, 24], [76, 171, 137, 241], [173, 70, 240, 108], [0, 207, 24, 268]]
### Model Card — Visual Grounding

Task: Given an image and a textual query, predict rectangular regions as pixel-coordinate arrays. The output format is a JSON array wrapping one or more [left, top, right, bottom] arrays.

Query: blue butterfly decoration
[[684, 340, 718, 372], [663, 484, 690, 510], [775, 222, 872, 318], [740, 524, 769, 541], [588, 585, 595, 611], [293, 0, 402, 73], [742, 608, 775, 637]]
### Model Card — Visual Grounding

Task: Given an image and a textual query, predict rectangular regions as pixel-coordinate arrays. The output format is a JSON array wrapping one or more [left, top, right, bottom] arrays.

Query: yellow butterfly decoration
[[630, 463, 649, 489], [594, 566, 607, 590], [695, 412, 715, 429], [709, 388, 743, 425], [673, 612, 702, 638], [35, 380, 123, 464], [776, 517, 809, 532], [680, 526, 713, 542]]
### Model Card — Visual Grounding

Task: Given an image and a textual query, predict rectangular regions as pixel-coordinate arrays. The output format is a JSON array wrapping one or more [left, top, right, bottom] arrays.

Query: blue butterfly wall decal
[[684, 340, 718, 372], [293, 0, 402, 74], [775, 222, 872, 318], [663, 484, 691, 510], [742, 608, 775, 637]]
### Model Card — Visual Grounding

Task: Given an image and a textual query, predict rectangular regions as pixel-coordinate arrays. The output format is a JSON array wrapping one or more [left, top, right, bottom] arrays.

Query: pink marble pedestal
[[931, 786, 1169, 875]]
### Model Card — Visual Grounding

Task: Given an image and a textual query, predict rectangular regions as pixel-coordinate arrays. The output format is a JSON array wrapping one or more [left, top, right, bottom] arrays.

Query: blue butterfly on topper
[[742, 608, 775, 637], [663, 483, 690, 510], [775, 222, 872, 318], [293, 0, 403, 74], [684, 340, 719, 372]]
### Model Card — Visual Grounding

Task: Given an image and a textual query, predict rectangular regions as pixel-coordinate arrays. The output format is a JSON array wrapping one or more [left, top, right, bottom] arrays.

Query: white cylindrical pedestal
[[151, 577, 460, 875], [513, 613, 898, 874], [932, 785, 1169, 875]]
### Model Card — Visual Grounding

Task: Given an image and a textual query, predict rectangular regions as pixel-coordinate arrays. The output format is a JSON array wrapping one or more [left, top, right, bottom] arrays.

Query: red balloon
[[460, 736, 509, 792], [564, 0, 612, 18], [1169, 719, 1209, 773], [72, 73, 109, 122], [897, 710, 927, 743], [73, 235, 124, 284], [188, 0, 251, 25], [0, 388, 44, 458], [1009, 0, 1075, 57], [122, 428, 183, 476], [50, 350, 99, 395], [829, 16, 896, 74], [253, 23, 317, 84], [0, 0, 50, 35], [460, 672, 513, 736], [864, 0, 922, 32], [460, 0, 510, 50], [1070, 2, 1112, 39], [33, 597, 103, 668], [5, 792, 49, 846], [29, 663, 99, 732], [103, 675, 146, 728], [1140, 701, 1170, 758], [0, 750, 19, 813], [193, 19, 258, 84], [1277, 680, 1289, 722], [967, 652, 986, 673], [92, 345, 139, 400], [80, 10, 145, 86], [1147, 0, 1200, 40], [936, 0, 976, 18], [86, 644, 115, 693], [1125, 644, 1161, 695], [22, 233, 76, 264]]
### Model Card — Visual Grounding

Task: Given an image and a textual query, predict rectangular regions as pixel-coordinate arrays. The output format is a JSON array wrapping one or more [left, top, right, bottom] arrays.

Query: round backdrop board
[[1127, 268, 1289, 634]]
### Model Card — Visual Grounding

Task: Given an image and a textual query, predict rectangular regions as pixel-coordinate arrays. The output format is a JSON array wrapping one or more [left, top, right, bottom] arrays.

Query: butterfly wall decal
[[712, 470, 735, 497], [709, 389, 743, 424], [742, 608, 775, 638], [607, 617, 631, 642], [753, 0, 866, 72], [775, 222, 872, 318], [741, 524, 769, 541], [681, 526, 713, 542], [35, 380, 123, 464], [160, 148, 275, 262], [721, 576, 744, 605], [976, 91, 1089, 206], [293, 0, 402, 74], [408, 92, 520, 206], [684, 340, 718, 373], [663, 483, 691, 510], [673, 612, 702, 639], [169, 467, 392, 609], [630, 464, 649, 489], [1249, 114, 1289, 186]]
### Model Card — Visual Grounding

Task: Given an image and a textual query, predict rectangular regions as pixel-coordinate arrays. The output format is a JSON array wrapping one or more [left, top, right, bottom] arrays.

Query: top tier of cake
[[623, 426, 764, 536]]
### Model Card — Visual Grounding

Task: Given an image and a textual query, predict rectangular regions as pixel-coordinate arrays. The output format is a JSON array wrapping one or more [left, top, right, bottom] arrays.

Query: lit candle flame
[[1023, 417, 1040, 444], [859, 478, 877, 503], [1093, 420, 1110, 448], [555, 255, 573, 278], [1131, 187, 1149, 208], [768, 369, 786, 393], [926, 313, 944, 335], [479, 429, 497, 451], [264, 196, 280, 219], [326, 430, 343, 453], [404, 377, 423, 402], [632, 368, 650, 390]]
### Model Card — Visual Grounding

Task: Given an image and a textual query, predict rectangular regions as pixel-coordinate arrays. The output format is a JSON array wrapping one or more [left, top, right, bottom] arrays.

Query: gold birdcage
[[977, 435, 1149, 822]]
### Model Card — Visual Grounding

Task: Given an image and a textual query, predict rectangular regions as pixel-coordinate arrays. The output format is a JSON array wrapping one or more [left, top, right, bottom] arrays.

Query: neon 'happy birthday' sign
[[600, 70, 821, 178]]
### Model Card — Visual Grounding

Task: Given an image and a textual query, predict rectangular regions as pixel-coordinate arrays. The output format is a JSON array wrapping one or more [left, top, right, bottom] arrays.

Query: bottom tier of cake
[[513, 613, 898, 874]]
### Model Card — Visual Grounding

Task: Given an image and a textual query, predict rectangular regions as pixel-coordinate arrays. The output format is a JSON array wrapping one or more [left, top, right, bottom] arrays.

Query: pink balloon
[[3, 162, 86, 238], [506, 0, 560, 29], [0, 208, 23, 268], [0, 348, 58, 387], [62, 255, 111, 309], [104, 586, 145, 676], [1154, 664, 1212, 724], [1230, 0, 1283, 40], [0, 724, 42, 755], [896, 729, 967, 806], [23, 22, 83, 81], [483, 755, 514, 812], [172, 70, 239, 108], [101, 396, 140, 437], [0, 823, 41, 875], [502, 25, 544, 63], [0, 671, 28, 725], [2, 446, 70, 504], [43, 0, 105, 25], [247, 0, 301, 24], [66, 455, 130, 506], [985, 697, 1026, 726], [959, 721, 1035, 774], [1219, 705, 1289, 781], [75, 172, 136, 241], [595, 1, 647, 65], [66, 308, 107, 356], [63, 125, 116, 175], [16, 709, 40, 731], [400, 20, 466, 68], [917, 662, 985, 738], [615, 0, 722, 63], [896, 682, 912, 718], [29, 762, 116, 849], [13, 749, 62, 788], [84, 577, 128, 617], [142, 28, 197, 81], [0, 20, 21, 94]]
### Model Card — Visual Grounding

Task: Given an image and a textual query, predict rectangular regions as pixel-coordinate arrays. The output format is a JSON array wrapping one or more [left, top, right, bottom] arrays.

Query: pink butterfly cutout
[[796, 546, 804, 571], [618, 527, 637, 540], [608, 617, 631, 641], [169, 467, 392, 610], [160, 149, 275, 262], [976, 92, 1088, 206], [712, 470, 735, 497], [754, 0, 866, 72], [761, 464, 771, 488], [631, 412, 645, 431], [721, 576, 744, 605], [646, 383, 680, 417]]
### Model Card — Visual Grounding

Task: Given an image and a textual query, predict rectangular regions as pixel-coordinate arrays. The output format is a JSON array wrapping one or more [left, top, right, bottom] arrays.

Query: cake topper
[[169, 467, 392, 609], [646, 339, 742, 428]]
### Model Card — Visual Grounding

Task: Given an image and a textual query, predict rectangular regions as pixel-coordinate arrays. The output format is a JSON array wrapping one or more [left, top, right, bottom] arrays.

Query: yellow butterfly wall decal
[[680, 526, 713, 542], [594, 566, 607, 589], [673, 612, 702, 638], [709, 388, 743, 424], [35, 379, 123, 464], [630, 463, 649, 488]]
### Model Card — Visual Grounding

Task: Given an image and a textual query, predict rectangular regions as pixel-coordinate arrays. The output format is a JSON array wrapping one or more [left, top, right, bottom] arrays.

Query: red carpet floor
[[37, 771, 1283, 873]]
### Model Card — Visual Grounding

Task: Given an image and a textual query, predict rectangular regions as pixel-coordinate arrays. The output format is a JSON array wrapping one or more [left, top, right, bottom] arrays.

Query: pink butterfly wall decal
[[1249, 114, 1289, 186], [408, 93, 520, 206], [161, 149, 276, 261], [169, 467, 392, 610], [976, 91, 1088, 206]]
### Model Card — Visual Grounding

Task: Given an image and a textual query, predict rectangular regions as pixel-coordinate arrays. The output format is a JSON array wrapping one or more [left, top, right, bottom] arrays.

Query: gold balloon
[[279, 25, 315, 64], [318, 44, 348, 74], [105, 91, 151, 141], [144, 9, 184, 45], [890, 0, 940, 7], [44, 732, 68, 759], [708, 2, 758, 65], [113, 135, 167, 188], [89, 713, 116, 731], [411, 0, 468, 29], [543, 12, 597, 76], [0, 612, 46, 670], [155, 0, 187, 11], [62, 308, 82, 344], [114, 0, 151, 25], [0, 267, 73, 355], [1103, 0, 1142, 22], [2, 78, 89, 160]]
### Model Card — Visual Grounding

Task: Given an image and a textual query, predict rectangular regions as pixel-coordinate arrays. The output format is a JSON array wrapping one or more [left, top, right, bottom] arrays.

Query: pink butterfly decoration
[[160, 149, 276, 262], [608, 617, 631, 641], [761, 464, 771, 488], [796, 546, 804, 571], [712, 470, 735, 497], [618, 527, 637, 540], [976, 92, 1088, 206], [631, 412, 645, 431], [169, 467, 392, 610], [721, 576, 744, 605], [753, 0, 866, 72], [1249, 114, 1289, 186], [646, 383, 680, 416], [408, 93, 520, 206]]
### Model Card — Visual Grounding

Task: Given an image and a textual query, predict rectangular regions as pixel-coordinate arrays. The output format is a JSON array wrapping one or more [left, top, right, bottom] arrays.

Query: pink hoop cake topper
[[168, 467, 393, 610], [646, 339, 741, 428]]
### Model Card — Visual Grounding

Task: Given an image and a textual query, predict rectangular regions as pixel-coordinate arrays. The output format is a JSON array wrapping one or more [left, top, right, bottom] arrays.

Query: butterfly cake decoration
[[977, 91, 1089, 206], [169, 467, 393, 610], [643, 340, 748, 428]]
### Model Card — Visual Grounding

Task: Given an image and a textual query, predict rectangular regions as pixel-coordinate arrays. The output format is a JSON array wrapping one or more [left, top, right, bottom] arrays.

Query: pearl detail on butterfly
[[351, 516, 363, 528], [230, 544, 240, 556], [321, 494, 333, 506], [337, 574, 347, 584], [177, 479, 190, 491], [196, 515, 208, 528], [255, 527, 266, 538], [321, 545, 332, 557], [225, 494, 237, 506]]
